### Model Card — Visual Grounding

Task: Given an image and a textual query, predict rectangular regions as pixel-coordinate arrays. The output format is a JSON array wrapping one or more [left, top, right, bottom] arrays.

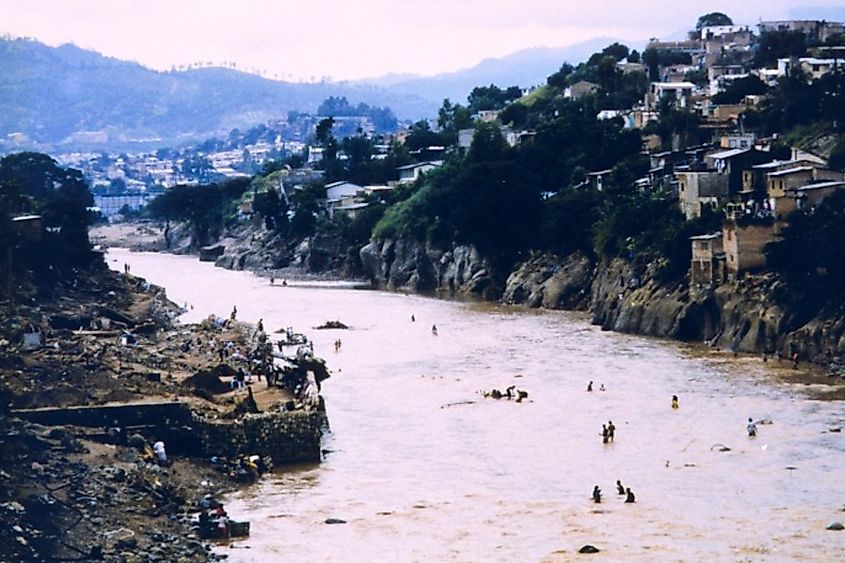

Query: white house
[[397, 161, 443, 184], [325, 181, 362, 201]]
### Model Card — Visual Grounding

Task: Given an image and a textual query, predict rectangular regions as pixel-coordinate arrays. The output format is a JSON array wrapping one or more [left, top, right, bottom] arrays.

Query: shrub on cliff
[[766, 190, 845, 302]]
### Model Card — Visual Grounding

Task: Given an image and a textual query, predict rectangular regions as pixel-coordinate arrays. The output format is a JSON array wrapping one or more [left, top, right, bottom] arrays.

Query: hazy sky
[[4, 1, 845, 81]]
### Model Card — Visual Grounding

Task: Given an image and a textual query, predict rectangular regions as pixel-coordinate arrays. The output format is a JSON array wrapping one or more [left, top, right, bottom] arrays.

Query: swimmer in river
[[625, 488, 636, 503], [672, 395, 679, 409], [616, 480, 625, 495], [270, 276, 275, 285], [599, 383, 606, 391], [587, 380, 593, 392], [592, 485, 602, 503]]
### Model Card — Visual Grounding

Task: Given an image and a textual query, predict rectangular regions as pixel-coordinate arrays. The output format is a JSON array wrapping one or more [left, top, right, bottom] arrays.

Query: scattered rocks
[[578, 544, 600, 554], [315, 320, 349, 330], [826, 522, 844, 531], [324, 518, 347, 525]]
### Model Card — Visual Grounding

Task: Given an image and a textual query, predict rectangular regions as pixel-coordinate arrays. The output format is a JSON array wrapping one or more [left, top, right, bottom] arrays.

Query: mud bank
[[0, 264, 330, 562]]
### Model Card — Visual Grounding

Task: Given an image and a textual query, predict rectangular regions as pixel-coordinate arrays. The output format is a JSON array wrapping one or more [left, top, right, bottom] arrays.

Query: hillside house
[[723, 221, 776, 278], [397, 161, 443, 184], [784, 180, 845, 215], [676, 169, 729, 219], [689, 232, 725, 286], [565, 80, 599, 100], [474, 110, 500, 123], [759, 20, 845, 43], [586, 170, 613, 191], [705, 148, 773, 196], [645, 82, 696, 111], [777, 57, 845, 80], [329, 202, 369, 220], [325, 181, 362, 201], [766, 166, 842, 216], [741, 159, 811, 201]]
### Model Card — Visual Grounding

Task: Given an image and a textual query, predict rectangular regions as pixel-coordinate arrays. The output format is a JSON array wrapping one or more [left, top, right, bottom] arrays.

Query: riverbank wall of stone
[[192, 410, 326, 464], [13, 401, 327, 465]]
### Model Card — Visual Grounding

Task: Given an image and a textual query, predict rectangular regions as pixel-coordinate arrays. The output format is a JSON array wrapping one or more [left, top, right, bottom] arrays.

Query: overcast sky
[[4, 1, 845, 81]]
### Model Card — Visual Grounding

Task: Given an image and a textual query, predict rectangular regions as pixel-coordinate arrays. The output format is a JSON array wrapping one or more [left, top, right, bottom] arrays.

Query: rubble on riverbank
[[0, 264, 330, 562]]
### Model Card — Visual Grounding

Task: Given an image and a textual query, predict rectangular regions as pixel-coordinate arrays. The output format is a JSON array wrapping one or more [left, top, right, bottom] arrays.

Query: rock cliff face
[[359, 239, 498, 297], [501, 251, 844, 367], [501, 252, 594, 310]]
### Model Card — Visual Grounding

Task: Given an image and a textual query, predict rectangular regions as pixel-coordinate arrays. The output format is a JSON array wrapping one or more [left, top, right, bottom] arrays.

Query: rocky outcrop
[[503, 252, 844, 368], [359, 239, 498, 296], [502, 252, 594, 310]]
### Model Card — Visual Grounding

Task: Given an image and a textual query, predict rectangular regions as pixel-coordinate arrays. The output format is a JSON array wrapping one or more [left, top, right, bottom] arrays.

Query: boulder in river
[[578, 544, 600, 553], [827, 522, 844, 531]]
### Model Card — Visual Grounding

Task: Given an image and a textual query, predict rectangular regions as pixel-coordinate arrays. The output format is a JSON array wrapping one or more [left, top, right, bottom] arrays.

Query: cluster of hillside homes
[[569, 19, 845, 288]]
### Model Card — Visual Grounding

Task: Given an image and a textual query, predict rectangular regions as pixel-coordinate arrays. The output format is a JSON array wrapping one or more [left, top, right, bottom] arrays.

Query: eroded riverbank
[[0, 257, 330, 562], [111, 247, 845, 562]]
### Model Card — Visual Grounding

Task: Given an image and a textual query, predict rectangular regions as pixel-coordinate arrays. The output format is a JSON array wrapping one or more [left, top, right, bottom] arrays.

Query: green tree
[[712, 75, 769, 104], [755, 30, 807, 67], [696, 12, 733, 30]]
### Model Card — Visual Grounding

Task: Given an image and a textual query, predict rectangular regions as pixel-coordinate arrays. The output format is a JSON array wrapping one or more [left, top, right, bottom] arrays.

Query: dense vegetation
[[0, 152, 96, 278], [144, 178, 250, 247], [766, 190, 845, 302]]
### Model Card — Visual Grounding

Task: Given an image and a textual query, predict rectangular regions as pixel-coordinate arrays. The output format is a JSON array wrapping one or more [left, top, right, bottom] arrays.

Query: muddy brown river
[[109, 249, 845, 561]]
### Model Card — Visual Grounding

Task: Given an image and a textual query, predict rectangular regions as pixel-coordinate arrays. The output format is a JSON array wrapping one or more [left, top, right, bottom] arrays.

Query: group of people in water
[[592, 480, 636, 504], [484, 385, 529, 402]]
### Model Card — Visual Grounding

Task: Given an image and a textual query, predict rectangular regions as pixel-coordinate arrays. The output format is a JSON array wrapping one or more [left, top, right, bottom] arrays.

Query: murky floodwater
[[109, 249, 845, 561]]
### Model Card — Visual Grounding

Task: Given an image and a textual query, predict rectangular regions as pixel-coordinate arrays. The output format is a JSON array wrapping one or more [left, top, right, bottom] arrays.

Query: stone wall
[[13, 402, 328, 466], [12, 402, 193, 428], [192, 410, 326, 464]]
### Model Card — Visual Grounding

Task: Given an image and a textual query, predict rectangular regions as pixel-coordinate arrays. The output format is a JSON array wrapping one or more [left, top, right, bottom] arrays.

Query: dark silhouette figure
[[625, 488, 636, 503], [616, 480, 625, 495], [587, 381, 593, 392], [592, 485, 602, 503]]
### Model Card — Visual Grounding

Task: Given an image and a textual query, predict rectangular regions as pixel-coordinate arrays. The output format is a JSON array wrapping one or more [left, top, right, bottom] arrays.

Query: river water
[[109, 249, 845, 561]]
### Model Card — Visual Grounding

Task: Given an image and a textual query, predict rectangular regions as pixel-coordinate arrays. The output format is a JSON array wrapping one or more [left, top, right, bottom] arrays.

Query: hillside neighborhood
[[6, 14, 845, 290]]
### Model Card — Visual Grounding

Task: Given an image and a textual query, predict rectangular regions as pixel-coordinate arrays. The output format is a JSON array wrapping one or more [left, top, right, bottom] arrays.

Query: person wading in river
[[607, 420, 616, 442], [747, 417, 757, 437]]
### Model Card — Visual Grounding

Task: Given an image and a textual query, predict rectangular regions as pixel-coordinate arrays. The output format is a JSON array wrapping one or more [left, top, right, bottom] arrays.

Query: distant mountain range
[[0, 36, 622, 153]]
